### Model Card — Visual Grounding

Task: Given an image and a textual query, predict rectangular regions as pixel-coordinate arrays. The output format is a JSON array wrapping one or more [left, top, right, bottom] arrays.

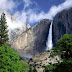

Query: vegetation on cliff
[[45, 34, 72, 72]]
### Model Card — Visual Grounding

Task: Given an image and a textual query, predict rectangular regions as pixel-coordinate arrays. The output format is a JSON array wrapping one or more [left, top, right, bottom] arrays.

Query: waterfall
[[46, 22, 53, 50]]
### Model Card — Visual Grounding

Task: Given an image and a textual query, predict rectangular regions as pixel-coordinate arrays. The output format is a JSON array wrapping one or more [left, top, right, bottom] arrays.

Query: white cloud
[[47, 0, 72, 19], [0, 0, 72, 40], [0, 0, 15, 11], [23, 0, 31, 10], [0, 0, 26, 30], [6, 14, 24, 30], [14, 11, 27, 25], [27, 0, 72, 23], [14, 0, 72, 24], [0, 0, 72, 31]]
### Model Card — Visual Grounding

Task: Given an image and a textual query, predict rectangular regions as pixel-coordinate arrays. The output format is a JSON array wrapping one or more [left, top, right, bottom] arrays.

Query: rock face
[[29, 50, 62, 72], [10, 7, 72, 58], [9, 24, 31, 40], [53, 8, 72, 46], [33, 19, 51, 53], [10, 19, 51, 58], [9, 28, 24, 40]]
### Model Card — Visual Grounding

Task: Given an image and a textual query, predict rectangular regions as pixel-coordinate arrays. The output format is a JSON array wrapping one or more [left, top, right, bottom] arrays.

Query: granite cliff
[[53, 8, 72, 46], [10, 7, 72, 58], [10, 19, 51, 58]]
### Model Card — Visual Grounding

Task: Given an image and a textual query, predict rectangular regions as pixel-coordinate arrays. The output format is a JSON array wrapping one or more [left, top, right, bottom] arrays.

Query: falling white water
[[46, 22, 53, 50]]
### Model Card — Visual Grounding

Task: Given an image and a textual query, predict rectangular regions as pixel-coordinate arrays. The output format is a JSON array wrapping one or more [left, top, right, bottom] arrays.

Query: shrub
[[0, 44, 29, 72], [52, 34, 72, 59]]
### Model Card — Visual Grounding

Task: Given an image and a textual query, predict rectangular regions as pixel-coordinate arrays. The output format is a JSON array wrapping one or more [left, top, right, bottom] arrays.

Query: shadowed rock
[[10, 19, 51, 58], [53, 7, 72, 46]]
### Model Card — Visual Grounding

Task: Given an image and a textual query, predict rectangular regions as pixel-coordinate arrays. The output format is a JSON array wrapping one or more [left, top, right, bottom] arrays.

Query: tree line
[[0, 13, 30, 72]]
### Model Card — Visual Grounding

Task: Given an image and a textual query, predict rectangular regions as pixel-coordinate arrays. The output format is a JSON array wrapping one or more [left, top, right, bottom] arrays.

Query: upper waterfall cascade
[[46, 22, 53, 50]]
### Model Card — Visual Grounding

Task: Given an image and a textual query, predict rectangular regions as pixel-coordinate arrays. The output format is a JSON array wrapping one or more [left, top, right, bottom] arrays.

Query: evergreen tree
[[0, 13, 9, 46]]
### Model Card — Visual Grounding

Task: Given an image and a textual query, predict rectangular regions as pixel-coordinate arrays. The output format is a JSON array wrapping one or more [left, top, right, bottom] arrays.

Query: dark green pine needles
[[0, 13, 9, 46]]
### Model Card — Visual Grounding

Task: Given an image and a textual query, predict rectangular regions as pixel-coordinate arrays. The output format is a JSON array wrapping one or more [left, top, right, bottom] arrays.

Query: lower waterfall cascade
[[46, 22, 53, 50]]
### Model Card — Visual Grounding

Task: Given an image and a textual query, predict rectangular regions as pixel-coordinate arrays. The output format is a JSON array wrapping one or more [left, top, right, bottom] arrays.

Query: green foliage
[[53, 59, 72, 72], [50, 51, 58, 57], [29, 67, 37, 72], [29, 67, 33, 72], [0, 13, 9, 46], [45, 58, 72, 72], [0, 44, 29, 72], [32, 67, 37, 72], [44, 34, 72, 72], [52, 34, 72, 59], [20, 60, 29, 72], [45, 65, 54, 72]]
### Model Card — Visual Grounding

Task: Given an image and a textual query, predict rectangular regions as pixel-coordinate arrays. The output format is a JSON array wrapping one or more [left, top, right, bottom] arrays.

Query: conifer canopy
[[0, 13, 9, 46]]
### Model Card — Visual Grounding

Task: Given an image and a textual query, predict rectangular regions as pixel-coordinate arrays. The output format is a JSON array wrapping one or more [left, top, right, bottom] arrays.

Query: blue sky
[[30, 0, 65, 12], [15, 0, 66, 26], [0, 0, 72, 27], [16, 0, 65, 12]]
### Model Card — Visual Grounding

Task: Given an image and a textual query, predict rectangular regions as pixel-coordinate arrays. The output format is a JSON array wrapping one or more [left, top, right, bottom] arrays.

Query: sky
[[0, 0, 72, 27]]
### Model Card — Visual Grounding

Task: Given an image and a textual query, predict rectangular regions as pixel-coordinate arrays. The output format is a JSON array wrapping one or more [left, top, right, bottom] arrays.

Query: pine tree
[[0, 13, 9, 46]]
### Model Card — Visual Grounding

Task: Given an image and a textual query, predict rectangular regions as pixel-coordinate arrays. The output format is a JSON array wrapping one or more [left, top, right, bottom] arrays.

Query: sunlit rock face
[[9, 24, 31, 40], [11, 27, 34, 58], [53, 7, 72, 46], [9, 28, 24, 40], [26, 24, 31, 29], [29, 51, 62, 72], [10, 19, 51, 58]]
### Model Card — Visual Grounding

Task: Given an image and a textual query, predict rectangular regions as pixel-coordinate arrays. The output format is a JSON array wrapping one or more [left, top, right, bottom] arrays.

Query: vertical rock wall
[[53, 8, 72, 46], [10, 19, 51, 57]]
